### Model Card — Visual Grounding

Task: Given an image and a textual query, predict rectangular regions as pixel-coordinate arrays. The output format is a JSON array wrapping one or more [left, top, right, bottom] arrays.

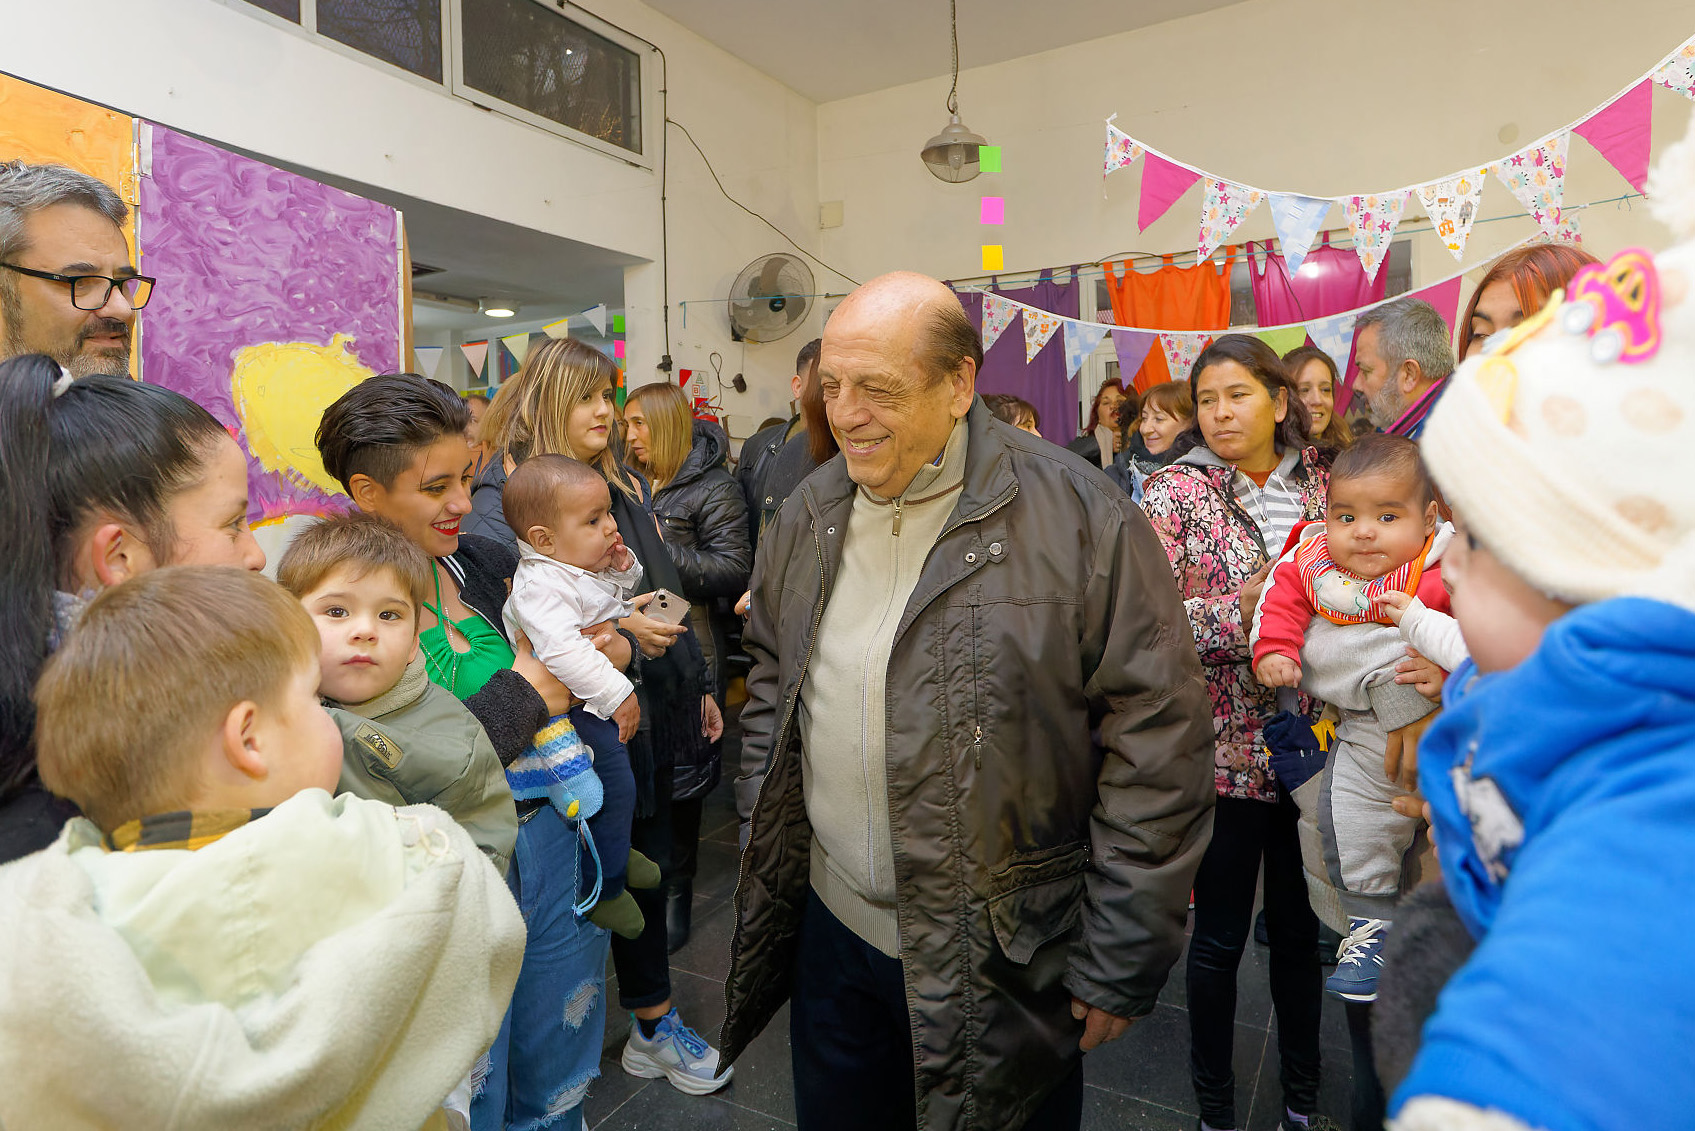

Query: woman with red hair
[[1461, 244, 1599, 360]]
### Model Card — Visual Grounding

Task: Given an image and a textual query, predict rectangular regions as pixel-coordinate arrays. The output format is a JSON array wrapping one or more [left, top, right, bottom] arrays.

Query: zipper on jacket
[[891, 497, 903, 536], [972, 725, 983, 769], [726, 509, 830, 1024]]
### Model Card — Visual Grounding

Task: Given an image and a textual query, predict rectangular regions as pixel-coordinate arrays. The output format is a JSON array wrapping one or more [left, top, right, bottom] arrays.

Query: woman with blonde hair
[[468, 337, 734, 1096], [623, 381, 751, 952]]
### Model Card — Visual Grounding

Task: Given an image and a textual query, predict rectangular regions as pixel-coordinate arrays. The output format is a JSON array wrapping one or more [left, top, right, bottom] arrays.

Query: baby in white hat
[[1388, 112, 1695, 1131]]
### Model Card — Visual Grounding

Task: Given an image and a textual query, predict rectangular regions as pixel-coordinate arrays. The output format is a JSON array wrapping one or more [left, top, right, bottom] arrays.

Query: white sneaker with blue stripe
[[620, 1008, 734, 1095]]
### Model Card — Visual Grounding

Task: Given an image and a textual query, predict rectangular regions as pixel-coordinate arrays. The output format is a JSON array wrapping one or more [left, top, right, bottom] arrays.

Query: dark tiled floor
[[584, 720, 1356, 1131]]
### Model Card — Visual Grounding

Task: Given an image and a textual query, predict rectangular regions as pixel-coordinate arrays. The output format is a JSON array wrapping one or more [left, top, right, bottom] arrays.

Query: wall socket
[[819, 200, 844, 229]]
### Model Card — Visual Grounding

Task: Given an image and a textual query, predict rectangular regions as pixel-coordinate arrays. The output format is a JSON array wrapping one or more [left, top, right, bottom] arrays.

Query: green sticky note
[[613, 314, 625, 333], [979, 145, 1002, 173]]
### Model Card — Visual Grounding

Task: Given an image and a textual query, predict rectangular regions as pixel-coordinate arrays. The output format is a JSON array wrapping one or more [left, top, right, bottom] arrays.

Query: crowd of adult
[[0, 149, 1624, 1131]]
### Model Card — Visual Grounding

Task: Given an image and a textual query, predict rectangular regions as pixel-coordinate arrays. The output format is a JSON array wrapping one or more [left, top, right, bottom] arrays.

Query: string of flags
[[1101, 34, 1695, 278], [967, 235, 1535, 386], [411, 302, 622, 387]]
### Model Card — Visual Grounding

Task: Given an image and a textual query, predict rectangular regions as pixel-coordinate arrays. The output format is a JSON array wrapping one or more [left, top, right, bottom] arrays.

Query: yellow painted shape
[[231, 335, 375, 496], [981, 244, 1004, 271]]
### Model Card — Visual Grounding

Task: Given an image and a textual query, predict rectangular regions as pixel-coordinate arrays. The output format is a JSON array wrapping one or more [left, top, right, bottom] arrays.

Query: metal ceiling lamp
[[920, 0, 986, 183]]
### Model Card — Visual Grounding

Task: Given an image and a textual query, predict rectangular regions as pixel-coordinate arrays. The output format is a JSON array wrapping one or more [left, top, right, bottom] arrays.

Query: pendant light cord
[[946, 0, 960, 115]]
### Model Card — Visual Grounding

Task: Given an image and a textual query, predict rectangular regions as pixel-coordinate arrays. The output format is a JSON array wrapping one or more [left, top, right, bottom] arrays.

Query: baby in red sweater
[[1250, 434, 1463, 1003]]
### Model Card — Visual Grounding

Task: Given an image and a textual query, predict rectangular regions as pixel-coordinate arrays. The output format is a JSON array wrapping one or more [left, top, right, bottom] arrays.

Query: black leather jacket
[[722, 402, 1217, 1129]]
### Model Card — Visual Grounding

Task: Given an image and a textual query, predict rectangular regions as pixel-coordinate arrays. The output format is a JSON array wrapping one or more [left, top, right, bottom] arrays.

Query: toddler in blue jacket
[[1388, 116, 1695, 1131]]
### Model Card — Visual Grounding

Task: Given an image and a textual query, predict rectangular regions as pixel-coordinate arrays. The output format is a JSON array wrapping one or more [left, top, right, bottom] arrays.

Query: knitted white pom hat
[[1421, 109, 1695, 611]]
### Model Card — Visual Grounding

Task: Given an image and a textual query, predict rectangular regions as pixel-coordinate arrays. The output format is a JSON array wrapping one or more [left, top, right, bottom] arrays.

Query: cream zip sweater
[[800, 420, 967, 956]]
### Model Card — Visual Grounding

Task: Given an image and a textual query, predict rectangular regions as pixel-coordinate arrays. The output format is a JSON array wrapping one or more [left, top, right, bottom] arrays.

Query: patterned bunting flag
[[1104, 119, 1144, 177], [1062, 320, 1112, 380], [413, 345, 444, 381], [1265, 194, 1331, 273], [1343, 191, 1409, 283], [1306, 313, 1358, 388], [1159, 331, 1211, 382], [1415, 170, 1488, 261], [1139, 153, 1203, 232], [1493, 134, 1569, 238], [1653, 38, 1695, 97], [980, 292, 1016, 352], [1198, 180, 1264, 260], [1111, 329, 1157, 377], [1574, 80, 1654, 192], [1023, 306, 1063, 363]]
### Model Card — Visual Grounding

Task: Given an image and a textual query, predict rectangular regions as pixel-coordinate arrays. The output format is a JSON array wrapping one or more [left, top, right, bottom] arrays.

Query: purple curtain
[[1248, 236, 1389, 325], [953, 268, 1081, 444]]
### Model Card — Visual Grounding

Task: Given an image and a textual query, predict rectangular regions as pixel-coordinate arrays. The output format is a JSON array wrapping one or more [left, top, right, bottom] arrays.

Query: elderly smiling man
[[722, 272, 1216, 1131]]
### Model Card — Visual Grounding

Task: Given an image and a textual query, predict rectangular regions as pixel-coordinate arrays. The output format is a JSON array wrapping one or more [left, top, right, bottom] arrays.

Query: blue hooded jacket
[[1392, 597, 1695, 1130]]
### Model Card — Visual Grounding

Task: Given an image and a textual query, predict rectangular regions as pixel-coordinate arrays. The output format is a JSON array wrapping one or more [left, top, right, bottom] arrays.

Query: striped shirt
[[1231, 447, 1308, 558]]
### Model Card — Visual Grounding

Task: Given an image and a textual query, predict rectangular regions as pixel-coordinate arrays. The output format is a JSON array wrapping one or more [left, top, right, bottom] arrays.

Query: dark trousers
[[791, 891, 1084, 1131], [569, 706, 634, 901], [611, 761, 674, 1011], [669, 794, 704, 890], [1187, 793, 1322, 1129], [1345, 1001, 1386, 1131]]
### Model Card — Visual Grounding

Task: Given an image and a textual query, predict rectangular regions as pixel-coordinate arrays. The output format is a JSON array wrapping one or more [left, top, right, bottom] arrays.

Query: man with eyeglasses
[[0, 161, 155, 379]]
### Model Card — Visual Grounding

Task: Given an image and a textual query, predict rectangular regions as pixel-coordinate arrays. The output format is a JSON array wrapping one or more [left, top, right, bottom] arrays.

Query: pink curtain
[[1248, 235, 1389, 326]]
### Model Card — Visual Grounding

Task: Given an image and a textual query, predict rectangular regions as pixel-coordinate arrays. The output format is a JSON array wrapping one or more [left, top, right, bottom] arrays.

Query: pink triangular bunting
[[1138, 153, 1203, 233], [1575, 80, 1653, 192], [460, 341, 489, 377]]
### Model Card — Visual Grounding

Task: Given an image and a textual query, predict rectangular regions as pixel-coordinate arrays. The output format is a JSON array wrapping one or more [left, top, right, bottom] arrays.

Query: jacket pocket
[[986, 843, 1089, 965]]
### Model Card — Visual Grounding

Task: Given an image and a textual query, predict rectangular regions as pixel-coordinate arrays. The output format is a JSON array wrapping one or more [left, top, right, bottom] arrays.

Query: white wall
[[817, 0, 1694, 312], [0, 0, 824, 422]]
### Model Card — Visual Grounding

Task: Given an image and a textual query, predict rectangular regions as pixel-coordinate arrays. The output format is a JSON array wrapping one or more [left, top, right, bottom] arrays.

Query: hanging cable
[[946, 0, 960, 115]]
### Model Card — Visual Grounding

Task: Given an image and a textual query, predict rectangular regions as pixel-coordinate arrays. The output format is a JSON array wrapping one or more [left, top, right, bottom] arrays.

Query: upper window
[[318, 0, 443, 82], [457, 0, 642, 156], [233, 0, 645, 160]]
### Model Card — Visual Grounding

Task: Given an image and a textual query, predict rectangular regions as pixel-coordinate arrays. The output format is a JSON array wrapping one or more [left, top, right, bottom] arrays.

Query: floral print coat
[[1141, 447, 1328, 803]]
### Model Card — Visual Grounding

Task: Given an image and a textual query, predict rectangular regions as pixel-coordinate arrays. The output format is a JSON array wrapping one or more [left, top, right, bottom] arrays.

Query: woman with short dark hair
[[1140, 334, 1329, 1131], [0, 355, 266, 863]]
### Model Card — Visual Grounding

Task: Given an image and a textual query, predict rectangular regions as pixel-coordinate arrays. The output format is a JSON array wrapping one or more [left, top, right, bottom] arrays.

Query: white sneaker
[[620, 1008, 734, 1095]]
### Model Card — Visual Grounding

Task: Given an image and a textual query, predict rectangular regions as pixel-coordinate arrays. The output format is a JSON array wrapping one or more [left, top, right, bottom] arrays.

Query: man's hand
[[1395, 646, 1445, 701], [1238, 564, 1271, 631], [1071, 998, 1133, 1051], [623, 593, 687, 658], [612, 691, 642, 744], [584, 620, 632, 671], [702, 694, 724, 742], [1383, 712, 1436, 793], [1375, 590, 1412, 625], [1254, 653, 1302, 689]]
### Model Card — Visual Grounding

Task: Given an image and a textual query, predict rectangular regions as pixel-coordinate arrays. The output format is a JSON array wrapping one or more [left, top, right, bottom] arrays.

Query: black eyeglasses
[[0, 263, 155, 311]]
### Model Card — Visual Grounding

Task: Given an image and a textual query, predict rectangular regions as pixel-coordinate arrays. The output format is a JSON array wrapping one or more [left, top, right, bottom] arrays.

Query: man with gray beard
[[1351, 298, 1456, 441], [0, 162, 150, 379]]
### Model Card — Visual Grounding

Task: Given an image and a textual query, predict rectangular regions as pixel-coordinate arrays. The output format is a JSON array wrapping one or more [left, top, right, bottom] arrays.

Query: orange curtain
[[1101, 254, 1233, 392]]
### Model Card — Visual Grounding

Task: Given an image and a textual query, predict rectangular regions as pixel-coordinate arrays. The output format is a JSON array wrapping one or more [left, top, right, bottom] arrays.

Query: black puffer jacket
[[653, 421, 752, 705], [722, 402, 1217, 1130], [737, 415, 823, 551]]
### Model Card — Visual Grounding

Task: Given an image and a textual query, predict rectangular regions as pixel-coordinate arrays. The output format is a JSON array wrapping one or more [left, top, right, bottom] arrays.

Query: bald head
[[819, 272, 979, 498]]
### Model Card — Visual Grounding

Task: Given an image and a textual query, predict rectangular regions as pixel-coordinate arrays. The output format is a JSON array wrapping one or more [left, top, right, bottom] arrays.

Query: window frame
[[220, 0, 653, 168], [446, 0, 655, 168]]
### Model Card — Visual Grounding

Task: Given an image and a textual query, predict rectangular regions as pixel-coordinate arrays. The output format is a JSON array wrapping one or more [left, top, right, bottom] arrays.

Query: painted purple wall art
[[137, 124, 402, 524]]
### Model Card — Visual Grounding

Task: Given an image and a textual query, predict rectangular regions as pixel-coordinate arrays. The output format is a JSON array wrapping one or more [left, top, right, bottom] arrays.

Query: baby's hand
[[1376, 590, 1412, 625], [610, 536, 635, 573], [1255, 654, 1302, 689]]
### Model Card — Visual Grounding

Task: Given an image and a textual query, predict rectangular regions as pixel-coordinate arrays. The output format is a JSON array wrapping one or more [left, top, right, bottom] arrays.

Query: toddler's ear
[[1424, 499, 1440, 533]]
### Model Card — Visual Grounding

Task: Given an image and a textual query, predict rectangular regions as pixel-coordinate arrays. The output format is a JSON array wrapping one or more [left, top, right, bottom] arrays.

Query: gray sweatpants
[[1316, 708, 1420, 919]]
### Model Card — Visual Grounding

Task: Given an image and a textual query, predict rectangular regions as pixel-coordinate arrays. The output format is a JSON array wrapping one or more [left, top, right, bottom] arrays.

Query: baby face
[[300, 565, 420, 705], [537, 478, 621, 573], [1324, 471, 1436, 580]]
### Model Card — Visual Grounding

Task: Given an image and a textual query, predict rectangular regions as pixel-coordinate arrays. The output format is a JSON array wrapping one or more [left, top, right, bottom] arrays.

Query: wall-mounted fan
[[728, 253, 814, 343]]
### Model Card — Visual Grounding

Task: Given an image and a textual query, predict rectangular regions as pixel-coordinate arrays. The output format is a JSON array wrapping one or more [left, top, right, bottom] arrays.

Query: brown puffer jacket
[[721, 403, 1217, 1130]]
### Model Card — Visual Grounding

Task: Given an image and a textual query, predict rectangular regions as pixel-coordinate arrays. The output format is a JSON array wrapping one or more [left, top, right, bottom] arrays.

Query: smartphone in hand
[[646, 588, 690, 626]]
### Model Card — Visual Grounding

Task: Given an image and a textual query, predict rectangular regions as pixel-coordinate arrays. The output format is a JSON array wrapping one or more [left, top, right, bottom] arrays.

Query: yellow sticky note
[[981, 244, 1004, 271]]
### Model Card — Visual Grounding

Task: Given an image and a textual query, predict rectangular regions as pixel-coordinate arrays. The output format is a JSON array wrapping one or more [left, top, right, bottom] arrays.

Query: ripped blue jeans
[[472, 804, 611, 1131]]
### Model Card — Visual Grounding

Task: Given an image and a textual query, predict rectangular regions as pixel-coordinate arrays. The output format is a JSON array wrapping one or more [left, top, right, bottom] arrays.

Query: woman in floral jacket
[[1141, 335, 1329, 1131]]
